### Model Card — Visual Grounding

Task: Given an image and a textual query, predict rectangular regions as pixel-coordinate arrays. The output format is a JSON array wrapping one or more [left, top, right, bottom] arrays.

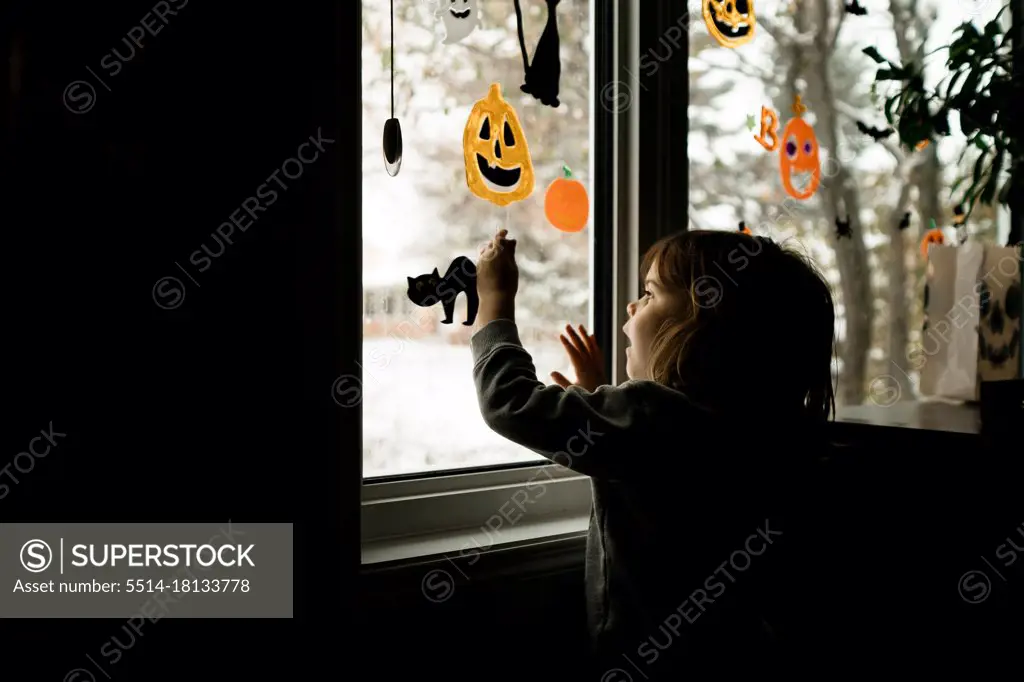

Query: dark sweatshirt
[[471, 319, 825, 676]]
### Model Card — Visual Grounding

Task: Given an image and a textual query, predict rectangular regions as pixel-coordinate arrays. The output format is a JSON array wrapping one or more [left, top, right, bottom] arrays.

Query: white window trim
[[362, 465, 593, 564], [361, 0, 639, 564]]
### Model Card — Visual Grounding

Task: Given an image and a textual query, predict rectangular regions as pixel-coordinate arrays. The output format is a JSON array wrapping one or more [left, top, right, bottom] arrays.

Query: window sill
[[362, 508, 590, 566], [362, 464, 593, 559]]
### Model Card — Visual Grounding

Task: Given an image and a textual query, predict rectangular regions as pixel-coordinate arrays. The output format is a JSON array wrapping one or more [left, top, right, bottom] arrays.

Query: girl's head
[[624, 229, 835, 422]]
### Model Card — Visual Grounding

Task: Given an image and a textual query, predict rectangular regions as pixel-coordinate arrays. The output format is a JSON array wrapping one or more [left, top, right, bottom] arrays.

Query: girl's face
[[623, 258, 683, 380]]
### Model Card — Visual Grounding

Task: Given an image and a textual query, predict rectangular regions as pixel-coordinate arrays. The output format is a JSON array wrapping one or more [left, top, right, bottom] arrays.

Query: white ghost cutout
[[437, 0, 478, 45]]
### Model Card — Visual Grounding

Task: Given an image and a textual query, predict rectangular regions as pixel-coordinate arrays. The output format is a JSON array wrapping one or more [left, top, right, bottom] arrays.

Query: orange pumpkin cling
[[779, 101, 821, 200], [544, 165, 589, 233], [920, 228, 945, 258]]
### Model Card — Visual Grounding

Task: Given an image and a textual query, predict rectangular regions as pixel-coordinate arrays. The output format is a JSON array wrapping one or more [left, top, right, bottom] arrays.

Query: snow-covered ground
[[362, 336, 576, 477]]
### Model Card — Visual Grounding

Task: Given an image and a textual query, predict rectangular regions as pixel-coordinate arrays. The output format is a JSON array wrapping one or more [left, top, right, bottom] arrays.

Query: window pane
[[362, 0, 595, 477], [687, 0, 1013, 409]]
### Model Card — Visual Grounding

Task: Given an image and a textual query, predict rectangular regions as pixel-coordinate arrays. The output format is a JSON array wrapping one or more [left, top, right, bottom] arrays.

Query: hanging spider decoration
[[835, 215, 852, 239]]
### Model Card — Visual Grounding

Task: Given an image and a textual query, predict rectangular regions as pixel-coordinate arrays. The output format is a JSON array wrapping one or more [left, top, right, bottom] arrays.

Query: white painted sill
[[362, 509, 591, 565], [361, 464, 593, 566]]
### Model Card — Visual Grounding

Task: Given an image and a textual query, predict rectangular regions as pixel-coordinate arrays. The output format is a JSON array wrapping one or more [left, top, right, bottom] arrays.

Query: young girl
[[472, 228, 836, 676]]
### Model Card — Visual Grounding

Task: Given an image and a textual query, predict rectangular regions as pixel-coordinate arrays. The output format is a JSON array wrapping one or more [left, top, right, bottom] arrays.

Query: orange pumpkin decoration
[[738, 221, 752, 235], [920, 227, 945, 258], [464, 83, 535, 207], [544, 165, 589, 233], [703, 0, 756, 48], [779, 96, 821, 201]]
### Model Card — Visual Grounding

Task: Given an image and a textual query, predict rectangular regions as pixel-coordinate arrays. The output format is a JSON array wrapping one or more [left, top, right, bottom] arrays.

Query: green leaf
[[971, 152, 988, 192], [952, 174, 969, 196], [979, 150, 1003, 205], [948, 24, 981, 67], [956, 69, 981, 105], [885, 94, 901, 125], [931, 106, 951, 136], [944, 68, 967, 101], [960, 21, 981, 41], [984, 18, 1003, 39], [998, 176, 1012, 204], [862, 46, 888, 64]]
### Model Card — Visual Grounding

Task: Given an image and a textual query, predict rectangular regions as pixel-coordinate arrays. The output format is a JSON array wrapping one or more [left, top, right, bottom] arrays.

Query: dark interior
[[2, 1, 1021, 680]]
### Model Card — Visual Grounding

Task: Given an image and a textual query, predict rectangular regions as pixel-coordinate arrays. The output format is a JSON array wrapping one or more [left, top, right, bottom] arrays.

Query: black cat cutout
[[898, 212, 911, 231], [514, 0, 561, 108], [406, 256, 479, 325]]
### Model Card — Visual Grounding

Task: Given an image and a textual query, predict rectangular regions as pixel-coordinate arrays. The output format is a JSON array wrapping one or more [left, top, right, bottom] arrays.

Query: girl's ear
[[432, 268, 440, 277], [407, 276, 415, 287]]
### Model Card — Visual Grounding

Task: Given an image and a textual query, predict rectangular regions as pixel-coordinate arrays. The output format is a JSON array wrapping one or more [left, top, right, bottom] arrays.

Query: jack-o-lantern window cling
[[703, 0, 756, 48], [778, 96, 821, 201], [464, 83, 535, 207]]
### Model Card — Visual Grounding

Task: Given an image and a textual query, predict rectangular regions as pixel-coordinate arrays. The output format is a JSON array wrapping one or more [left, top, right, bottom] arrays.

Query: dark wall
[[360, 435, 1023, 679], [2, 2, 358, 678], [359, 532, 592, 680], [361, 560, 589, 680]]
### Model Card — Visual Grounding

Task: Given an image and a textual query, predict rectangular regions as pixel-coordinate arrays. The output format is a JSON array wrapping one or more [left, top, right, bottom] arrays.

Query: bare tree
[[775, 0, 873, 405], [883, 0, 937, 399]]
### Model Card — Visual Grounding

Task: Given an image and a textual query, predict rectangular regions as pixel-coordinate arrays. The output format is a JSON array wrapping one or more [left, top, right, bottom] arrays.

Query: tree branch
[[828, 4, 847, 54], [691, 58, 774, 82], [756, 13, 816, 49], [832, 98, 907, 166]]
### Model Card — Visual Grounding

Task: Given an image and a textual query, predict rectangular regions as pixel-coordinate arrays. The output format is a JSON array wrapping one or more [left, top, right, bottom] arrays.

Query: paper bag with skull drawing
[[919, 244, 1022, 401]]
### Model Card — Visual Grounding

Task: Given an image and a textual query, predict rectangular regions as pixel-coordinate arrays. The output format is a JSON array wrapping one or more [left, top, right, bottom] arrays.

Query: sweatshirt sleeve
[[471, 318, 649, 480]]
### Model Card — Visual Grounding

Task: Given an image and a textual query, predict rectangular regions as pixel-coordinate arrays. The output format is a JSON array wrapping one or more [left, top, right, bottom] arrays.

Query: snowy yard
[[362, 336, 575, 477]]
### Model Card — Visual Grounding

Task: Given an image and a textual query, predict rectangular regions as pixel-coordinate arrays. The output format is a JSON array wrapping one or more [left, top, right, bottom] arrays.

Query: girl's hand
[[551, 324, 607, 392], [475, 229, 519, 326]]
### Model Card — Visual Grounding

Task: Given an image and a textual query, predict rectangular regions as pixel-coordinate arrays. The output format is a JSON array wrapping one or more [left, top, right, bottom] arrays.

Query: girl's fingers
[[578, 325, 598, 357], [574, 324, 602, 363], [550, 371, 571, 388], [564, 324, 587, 355], [559, 333, 583, 367]]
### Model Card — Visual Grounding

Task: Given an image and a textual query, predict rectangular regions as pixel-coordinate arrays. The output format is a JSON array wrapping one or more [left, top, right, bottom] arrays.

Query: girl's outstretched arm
[[472, 318, 661, 480]]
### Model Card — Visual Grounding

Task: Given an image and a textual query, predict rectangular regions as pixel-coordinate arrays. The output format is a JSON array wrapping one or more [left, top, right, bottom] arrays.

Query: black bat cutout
[[898, 212, 911, 231], [514, 0, 561, 108], [857, 121, 894, 141], [836, 215, 853, 239], [845, 0, 867, 16]]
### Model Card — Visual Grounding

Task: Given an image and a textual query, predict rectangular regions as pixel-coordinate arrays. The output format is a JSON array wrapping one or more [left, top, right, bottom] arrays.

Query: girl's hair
[[640, 229, 836, 422]]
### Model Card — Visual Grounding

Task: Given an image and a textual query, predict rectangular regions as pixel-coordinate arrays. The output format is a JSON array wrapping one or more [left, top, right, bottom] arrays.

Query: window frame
[[360, 0, 638, 562]]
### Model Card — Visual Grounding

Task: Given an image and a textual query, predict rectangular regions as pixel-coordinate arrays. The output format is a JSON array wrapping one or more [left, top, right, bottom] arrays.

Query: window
[[687, 0, 1014, 409], [361, 0, 605, 479]]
